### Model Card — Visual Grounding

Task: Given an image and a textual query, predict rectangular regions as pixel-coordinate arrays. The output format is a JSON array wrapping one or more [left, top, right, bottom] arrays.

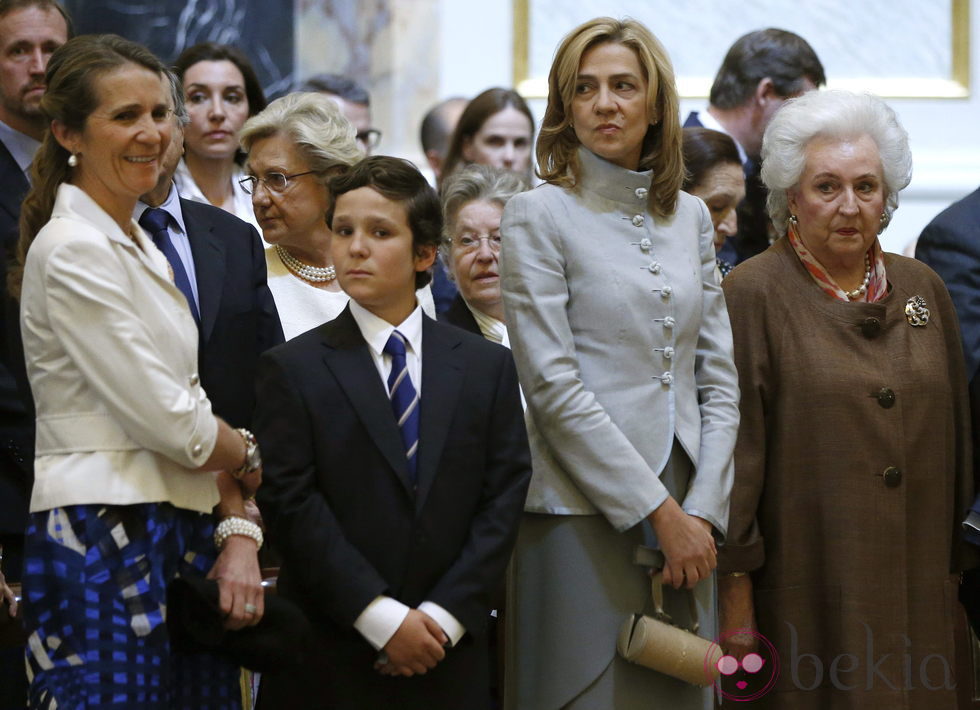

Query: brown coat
[[720, 238, 974, 709]]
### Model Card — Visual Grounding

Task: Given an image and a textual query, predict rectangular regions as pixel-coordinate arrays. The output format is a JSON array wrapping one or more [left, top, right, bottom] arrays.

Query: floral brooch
[[905, 296, 929, 327]]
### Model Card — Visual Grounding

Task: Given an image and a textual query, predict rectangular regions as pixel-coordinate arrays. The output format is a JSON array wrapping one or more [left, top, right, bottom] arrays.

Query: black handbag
[[166, 575, 313, 673]]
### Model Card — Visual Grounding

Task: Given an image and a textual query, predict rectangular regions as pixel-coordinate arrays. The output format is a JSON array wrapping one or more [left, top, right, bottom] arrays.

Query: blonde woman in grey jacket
[[500, 17, 739, 709]]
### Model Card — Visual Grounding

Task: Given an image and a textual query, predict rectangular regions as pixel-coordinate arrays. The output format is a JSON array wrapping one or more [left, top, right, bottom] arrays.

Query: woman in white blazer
[[13, 36, 263, 708], [500, 18, 739, 709]]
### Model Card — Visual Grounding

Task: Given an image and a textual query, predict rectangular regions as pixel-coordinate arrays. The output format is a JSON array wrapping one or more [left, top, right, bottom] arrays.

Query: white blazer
[[500, 148, 739, 534], [21, 183, 219, 514]]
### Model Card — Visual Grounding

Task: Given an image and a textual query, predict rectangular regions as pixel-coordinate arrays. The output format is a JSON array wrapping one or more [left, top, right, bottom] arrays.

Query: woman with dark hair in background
[[440, 87, 534, 186], [15, 34, 263, 708], [682, 127, 745, 280], [173, 41, 266, 230]]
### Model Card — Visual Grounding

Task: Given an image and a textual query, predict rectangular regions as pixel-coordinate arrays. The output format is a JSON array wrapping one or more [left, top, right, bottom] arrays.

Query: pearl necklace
[[276, 244, 336, 283], [844, 254, 872, 300]]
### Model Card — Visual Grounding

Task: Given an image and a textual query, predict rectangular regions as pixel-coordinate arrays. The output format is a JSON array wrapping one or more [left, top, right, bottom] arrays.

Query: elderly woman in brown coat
[[718, 90, 975, 709]]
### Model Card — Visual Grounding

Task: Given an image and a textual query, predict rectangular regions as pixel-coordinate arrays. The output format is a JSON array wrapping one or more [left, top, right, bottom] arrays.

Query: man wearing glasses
[[299, 73, 382, 155]]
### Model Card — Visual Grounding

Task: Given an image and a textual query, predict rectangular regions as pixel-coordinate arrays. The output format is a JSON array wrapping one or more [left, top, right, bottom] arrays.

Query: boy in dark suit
[[254, 156, 530, 710]]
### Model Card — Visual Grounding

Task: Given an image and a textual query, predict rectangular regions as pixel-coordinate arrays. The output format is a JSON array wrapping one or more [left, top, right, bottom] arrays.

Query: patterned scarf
[[786, 224, 887, 303]]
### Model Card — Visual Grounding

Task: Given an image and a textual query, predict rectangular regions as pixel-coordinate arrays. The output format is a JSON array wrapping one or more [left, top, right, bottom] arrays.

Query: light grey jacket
[[500, 148, 738, 534]]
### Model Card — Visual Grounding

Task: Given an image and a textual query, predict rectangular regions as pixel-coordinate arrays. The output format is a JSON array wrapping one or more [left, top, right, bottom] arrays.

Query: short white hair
[[239, 92, 363, 179], [438, 164, 527, 271], [761, 90, 912, 235]]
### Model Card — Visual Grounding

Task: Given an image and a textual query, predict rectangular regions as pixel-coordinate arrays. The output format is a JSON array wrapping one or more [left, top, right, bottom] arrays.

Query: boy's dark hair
[[328, 156, 441, 289]]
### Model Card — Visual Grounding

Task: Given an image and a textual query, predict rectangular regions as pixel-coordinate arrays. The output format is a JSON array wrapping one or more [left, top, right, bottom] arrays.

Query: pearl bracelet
[[214, 515, 264, 550]]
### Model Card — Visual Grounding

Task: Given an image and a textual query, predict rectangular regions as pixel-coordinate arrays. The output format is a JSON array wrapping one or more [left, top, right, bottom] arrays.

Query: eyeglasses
[[450, 233, 502, 253], [239, 170, 317, 195], [356, 129, 382, 150]]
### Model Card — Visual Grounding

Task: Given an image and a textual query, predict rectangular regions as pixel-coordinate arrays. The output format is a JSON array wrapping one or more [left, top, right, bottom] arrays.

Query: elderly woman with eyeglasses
[[239, 92, 435, 340], [439, 164, 527, 340]]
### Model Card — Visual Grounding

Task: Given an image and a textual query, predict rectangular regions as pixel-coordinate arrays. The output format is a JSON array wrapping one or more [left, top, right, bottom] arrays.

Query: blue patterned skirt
[[21, 503, 241, 709]]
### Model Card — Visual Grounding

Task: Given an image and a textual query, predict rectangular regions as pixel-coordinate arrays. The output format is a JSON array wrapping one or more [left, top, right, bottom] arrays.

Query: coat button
[[663, 346, 674, 359], [191, 444, 203, 457], [648, 262, 662, 274], [661, 286, 672, 300], [861, 317, 881, 338], [632, 215, 645, 227], [635, 187, 648, 199], [882, 466, 902, 487], [639, 237, 652, 252], [875, 387, 895, 408], [663, 316, 675, 328], [189, 374, 200, 386], [660, 372, 673, 385]]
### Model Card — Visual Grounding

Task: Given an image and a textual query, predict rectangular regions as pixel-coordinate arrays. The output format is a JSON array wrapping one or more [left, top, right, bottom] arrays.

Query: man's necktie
[[139, 207, 200, 324], [383, 330, 419, 486]]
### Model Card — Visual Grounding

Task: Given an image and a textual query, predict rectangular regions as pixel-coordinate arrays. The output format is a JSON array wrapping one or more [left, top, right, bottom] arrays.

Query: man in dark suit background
[[0, 4, 70, 707], [255, 157, 530, 709], [684, 28, 824, 265], [916, 190, 980, 632], [134, 77, 283, 428]]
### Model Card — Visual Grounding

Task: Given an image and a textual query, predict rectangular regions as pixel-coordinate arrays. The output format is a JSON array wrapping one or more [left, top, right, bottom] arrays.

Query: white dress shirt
[[694, 108, 749, 166], [347, 300, 466, 650]]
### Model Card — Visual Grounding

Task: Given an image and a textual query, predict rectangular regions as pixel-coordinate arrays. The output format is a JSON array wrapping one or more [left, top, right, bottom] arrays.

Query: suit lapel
[[182, 199, 225, 343], [415, 316, 464, 509], [321, 307, 416, 497]]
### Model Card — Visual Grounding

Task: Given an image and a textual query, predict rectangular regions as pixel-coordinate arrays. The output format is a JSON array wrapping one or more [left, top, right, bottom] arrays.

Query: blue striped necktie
[[139, 207, 200, 324], [383, 330, 419, 486]]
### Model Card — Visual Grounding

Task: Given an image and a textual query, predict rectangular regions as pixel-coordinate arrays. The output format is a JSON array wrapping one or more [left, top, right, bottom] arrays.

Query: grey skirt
[[505, 447, 717, 710]]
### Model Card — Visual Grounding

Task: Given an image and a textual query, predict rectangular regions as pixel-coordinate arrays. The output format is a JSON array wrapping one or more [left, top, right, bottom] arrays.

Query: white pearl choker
[[844, 254, 872, 300], [276, 244, 336, 283]]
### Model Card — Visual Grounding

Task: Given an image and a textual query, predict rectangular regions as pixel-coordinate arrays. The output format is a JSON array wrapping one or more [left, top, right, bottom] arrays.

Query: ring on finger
[[244, 602, 257, 615]]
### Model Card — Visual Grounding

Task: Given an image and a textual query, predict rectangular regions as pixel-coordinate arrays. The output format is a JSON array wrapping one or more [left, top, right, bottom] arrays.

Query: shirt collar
[[468, 305, 507, 345], [134, 181, 188, 236], [349, 299, 424, 358], [0, 119, 40, 176], [698, 109, 749, 165]]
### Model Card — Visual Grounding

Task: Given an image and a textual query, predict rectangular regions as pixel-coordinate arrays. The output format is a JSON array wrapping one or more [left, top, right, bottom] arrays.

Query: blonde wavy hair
[[239, 92, 362, 185], [536, 17, 683, 219]]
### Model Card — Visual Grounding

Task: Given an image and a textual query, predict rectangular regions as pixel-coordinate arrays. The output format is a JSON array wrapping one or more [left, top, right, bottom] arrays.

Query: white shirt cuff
[[418, 601, 466, 647], [353, 596, 410, 651]]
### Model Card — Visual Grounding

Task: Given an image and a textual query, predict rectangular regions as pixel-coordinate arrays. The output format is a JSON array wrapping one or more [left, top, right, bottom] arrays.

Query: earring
[[878, 211, 889, 234], [67, 153, 78, 167], [789, 214, 798, 225]]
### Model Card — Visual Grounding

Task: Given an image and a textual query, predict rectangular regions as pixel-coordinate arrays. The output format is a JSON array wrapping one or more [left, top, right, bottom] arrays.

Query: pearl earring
[[789, 214, 798, 225], [67, 153, 78, 167]]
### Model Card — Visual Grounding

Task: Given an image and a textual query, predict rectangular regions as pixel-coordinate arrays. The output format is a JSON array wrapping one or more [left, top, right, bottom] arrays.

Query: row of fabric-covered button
[[860, 316, 903, 488], [627, 184, 673, 387]]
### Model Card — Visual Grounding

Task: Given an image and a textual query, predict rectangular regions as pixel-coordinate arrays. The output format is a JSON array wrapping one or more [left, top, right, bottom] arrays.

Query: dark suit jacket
[[254, 307, 530, 710], [0, 139, 33, 542], [180, 198, 283, 427], [439, 294, 481, 336], [684, 110, 769, 264], [916, 188, 980, 488]]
